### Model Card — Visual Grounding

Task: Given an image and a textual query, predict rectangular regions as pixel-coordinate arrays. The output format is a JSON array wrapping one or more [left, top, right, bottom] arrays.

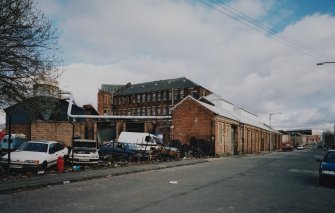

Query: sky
[[2, 0, 335, 131]]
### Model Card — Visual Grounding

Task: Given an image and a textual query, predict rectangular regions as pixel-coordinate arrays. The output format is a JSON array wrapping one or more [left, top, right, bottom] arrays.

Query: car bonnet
[[3, 151, 48, 162]]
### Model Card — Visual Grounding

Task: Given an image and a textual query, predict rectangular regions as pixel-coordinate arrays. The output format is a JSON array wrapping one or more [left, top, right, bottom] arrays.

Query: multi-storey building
[[97, 77, 212, 116], [97, 84, 124, 115]]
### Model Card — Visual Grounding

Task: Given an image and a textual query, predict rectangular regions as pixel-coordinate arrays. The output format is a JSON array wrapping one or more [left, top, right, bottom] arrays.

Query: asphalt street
[[0, 148, 334, 213]]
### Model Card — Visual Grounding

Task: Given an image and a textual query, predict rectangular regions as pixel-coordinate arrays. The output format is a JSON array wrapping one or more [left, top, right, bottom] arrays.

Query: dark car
[[99, 142, 139, 161], [316, 150, 335, 186], [282, 143, 294, 151]]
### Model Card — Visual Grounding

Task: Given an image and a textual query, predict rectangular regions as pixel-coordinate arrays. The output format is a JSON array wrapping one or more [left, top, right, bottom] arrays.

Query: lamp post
[[316, 62, 335, 66], [269, 112, 282, 152], [317, 62, 335, 145]]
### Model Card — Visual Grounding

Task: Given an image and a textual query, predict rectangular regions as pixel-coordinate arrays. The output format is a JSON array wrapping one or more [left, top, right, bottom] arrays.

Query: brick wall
[[8, 124, 31, 140], [172, 98, 214, 144], [31, 121, 87, 147]]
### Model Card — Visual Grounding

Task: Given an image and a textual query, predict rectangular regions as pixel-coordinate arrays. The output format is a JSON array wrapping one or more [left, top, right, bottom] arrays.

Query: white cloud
[[27, 0, 335, 131]]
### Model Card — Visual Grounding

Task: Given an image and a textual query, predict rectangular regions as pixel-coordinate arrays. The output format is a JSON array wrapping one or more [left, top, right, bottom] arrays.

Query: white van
[[117, 132, 163, 151], [1, 134, 27, 151]]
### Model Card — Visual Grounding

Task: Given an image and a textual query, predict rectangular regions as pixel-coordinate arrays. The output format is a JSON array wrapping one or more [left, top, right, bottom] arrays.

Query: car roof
[[26, 140, 61, 144]]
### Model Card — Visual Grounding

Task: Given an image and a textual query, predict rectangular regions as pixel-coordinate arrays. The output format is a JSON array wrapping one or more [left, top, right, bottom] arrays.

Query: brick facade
[[172, 98, 214, 144], [172, 96, 282, 156], [8, 124, 31, 140], [30, 120, 94, 147]]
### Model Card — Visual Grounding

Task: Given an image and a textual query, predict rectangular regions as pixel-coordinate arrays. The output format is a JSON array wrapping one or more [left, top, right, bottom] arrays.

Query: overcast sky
[[2, 0, 335, 131]]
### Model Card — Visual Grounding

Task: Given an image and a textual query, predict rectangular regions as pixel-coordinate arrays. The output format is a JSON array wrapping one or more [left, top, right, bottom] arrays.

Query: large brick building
[[172, 95, 282, 156], [97, 77, 212, 116], [96, 77, 212, 143]]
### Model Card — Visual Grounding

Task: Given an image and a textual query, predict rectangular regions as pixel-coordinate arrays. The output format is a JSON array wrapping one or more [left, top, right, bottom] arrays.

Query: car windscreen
[[18, 142, 48, 153], [325, 152, 335, 163], [74, 141, 97, 148], [124, 143, 137, 150]]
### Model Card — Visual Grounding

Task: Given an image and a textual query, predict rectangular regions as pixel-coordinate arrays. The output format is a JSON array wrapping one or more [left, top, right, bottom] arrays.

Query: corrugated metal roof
[[117, 77, 201, 95]]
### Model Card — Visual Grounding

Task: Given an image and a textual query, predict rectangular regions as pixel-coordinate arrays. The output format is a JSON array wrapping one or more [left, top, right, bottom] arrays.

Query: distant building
[[97, 84, 125, 115], [280, 129, 322, 146], [97, 77, 212, 116]]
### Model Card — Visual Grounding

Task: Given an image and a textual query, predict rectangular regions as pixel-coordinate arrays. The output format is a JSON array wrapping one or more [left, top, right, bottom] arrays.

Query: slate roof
[[117, 77, 205, 96], [101, 84, 125, 93]]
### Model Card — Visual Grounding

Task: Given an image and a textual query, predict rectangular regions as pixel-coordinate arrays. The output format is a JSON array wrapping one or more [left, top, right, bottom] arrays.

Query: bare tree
[[0, 0, 62, 109]]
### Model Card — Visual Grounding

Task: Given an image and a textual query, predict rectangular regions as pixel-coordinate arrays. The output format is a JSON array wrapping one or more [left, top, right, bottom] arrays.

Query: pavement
[[0, 158, 208, 194]]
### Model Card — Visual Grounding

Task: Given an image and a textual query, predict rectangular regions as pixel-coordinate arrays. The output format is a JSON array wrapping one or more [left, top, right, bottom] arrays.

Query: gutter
[[64, 92, 171, 120]]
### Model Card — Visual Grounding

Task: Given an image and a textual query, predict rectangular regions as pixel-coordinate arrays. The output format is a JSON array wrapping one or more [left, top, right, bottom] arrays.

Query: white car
[[297, 144, 304, 150], [0, 140, 68, 172], [69, 139, 99, 164]]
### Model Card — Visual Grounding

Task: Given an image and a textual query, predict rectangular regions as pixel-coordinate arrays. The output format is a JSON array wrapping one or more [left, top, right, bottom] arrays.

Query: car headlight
[[24, 160, 40, 165]]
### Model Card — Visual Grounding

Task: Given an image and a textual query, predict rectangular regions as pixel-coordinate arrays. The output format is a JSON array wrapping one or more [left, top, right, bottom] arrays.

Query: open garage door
[[98, 124, 116, 145], [126, 123, 144, 132]]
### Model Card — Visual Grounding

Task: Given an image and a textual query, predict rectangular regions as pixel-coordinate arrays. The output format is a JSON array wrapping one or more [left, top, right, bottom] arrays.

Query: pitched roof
[[117, 77, 205, 95], [4, 96, 96, 122], [173, 95, 273, 131]]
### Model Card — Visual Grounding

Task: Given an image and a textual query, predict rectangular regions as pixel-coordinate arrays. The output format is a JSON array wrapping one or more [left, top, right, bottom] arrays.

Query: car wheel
[[319, 176, 325, 186], [37, 161, 48, 175]]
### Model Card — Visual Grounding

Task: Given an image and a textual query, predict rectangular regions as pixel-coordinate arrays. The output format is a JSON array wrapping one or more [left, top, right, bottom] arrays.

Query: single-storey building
[[171, 95, 281, 156], [4, 96, 98, 147]]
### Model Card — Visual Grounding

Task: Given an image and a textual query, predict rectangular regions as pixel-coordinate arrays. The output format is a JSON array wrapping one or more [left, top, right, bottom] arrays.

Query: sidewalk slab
[[0, 159, 208, 194]]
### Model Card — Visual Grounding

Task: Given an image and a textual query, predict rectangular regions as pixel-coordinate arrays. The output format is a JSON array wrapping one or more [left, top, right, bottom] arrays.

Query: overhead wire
[[198, 0, 334, 62]]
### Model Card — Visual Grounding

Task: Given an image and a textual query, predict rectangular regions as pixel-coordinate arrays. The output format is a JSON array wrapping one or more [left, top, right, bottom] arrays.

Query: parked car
[[316, 150, 335, 186], [69, 139, 99, 164], [297, 144, 304, 150], [1, 134, 27, 151], [99, 141, 139, 161], [282, 143, 294, 151], [0, 140, 68, 173]]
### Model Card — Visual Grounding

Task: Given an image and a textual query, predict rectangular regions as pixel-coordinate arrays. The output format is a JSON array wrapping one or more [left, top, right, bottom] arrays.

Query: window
[[174, 89, 179, 100], [152, 106, 156, 116], [157, 92, 161, 101], [137, 94, 141, 103], [142, 94, 145, 102], [136, 108, 140, 115], [164, 105, 168, 115], [163, 91, 167, 101], [180, 90, 184, 99], [192, 90, 198, 99], [152, 92, 156, 102], [147, 107, 151, 116], [168, 91, 172, 100], [133, 95, 136, 104], [146, 93, 151, 102], [157, 107, 161, 115]]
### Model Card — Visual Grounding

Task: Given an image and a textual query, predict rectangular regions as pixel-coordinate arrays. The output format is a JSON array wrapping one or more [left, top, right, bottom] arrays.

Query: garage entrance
[[126, 122, 145, 132]]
